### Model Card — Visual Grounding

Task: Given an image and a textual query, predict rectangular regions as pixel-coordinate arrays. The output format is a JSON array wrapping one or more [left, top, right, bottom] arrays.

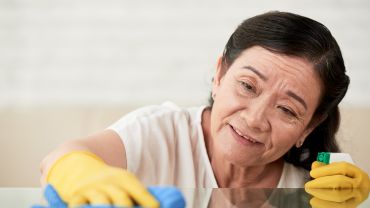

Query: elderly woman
[[40, 11, 369, 207]]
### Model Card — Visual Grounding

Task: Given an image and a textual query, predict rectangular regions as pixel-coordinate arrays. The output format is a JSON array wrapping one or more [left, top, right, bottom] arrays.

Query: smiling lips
[[229, 124, 261, 144]]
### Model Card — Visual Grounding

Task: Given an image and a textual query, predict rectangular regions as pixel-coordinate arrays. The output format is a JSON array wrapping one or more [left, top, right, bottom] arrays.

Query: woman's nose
[[240, 98, 271, 132]]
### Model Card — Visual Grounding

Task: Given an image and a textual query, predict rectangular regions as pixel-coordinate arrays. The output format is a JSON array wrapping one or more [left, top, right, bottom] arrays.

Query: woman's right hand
[[46, 151, 159, 208], [305, 161, 370, 189]]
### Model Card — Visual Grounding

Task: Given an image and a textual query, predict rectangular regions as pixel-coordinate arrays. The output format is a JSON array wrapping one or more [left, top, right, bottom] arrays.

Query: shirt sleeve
[[106, 102, 183, 185], [106, 105, 159, 171]]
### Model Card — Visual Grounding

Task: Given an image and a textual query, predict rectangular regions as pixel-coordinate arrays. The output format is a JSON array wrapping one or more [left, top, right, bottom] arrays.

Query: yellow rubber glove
[[46, 151, 159, 208], [305, 161, 370, 189], [305, 187, 369, 208]]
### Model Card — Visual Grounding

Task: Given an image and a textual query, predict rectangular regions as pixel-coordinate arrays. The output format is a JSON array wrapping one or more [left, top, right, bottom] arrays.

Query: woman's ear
[[295, 140, 304, 148], [296, 113, 328, 148], [212, 56, 225, 92]]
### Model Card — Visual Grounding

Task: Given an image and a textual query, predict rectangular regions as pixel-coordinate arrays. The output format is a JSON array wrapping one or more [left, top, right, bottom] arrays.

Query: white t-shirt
[[108, 102, 310, 188]]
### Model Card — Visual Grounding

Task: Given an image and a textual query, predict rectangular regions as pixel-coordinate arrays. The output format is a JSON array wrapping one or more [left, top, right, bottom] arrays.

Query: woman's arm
[[40, 129, 127, 184]]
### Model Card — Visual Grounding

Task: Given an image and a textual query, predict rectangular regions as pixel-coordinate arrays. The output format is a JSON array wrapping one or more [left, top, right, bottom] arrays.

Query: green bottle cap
[[317, 152, 330, 164]]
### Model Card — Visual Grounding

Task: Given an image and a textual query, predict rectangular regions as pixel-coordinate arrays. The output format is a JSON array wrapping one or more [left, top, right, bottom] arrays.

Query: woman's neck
[[211, 157, 284, 188]]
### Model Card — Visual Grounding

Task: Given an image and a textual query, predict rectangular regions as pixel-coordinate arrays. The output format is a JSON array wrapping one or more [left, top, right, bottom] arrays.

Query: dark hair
[[209, 11, 350, 170]]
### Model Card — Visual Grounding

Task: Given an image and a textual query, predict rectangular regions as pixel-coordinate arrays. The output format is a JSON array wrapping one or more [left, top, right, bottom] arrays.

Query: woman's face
[[210, 46, 322, 166]]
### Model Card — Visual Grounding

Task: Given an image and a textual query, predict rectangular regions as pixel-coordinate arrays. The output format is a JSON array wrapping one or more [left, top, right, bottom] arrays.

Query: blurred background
[[1, 0, 369, 187]]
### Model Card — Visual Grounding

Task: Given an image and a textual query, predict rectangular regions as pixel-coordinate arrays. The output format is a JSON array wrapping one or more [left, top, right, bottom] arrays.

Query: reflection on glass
[[305, 188, 369, 208], [181, 188, 369, 208], [0, 188, 369, 207], [182, 188, 311, 208]]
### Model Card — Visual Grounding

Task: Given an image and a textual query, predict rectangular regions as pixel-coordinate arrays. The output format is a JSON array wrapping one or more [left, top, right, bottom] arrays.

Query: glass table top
[[0, 187, 369, 208]]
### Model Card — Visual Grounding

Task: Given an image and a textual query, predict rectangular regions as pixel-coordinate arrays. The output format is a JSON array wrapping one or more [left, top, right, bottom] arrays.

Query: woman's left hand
[[305, 161, 370, 189]]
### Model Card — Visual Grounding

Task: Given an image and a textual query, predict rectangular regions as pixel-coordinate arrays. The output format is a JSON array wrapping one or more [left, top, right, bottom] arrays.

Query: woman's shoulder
[[119, 101, 183, 120], [108, 101, 206, 132], [277, 162, 310, 188]]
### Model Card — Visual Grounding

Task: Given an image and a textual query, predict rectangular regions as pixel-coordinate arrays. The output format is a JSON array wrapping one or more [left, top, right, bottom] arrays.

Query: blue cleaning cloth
[[32, 184, 186, 208], [147, 186, 186, 208], [31, 185, 67, 208]]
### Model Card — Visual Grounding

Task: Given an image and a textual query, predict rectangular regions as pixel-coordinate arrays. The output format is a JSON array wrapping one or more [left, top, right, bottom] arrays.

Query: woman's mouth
[[228, 124, 262, 145]]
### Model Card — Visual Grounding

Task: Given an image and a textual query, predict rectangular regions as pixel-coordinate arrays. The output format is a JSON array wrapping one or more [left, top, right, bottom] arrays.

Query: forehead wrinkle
[[240, 47, 311, 82], [240, 47, 321, 111], [278, 67, 322, 116], [233, 46, 321, 96]]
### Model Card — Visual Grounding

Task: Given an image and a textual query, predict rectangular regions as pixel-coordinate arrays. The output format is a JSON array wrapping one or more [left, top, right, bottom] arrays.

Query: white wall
[[1, 0, 370, 107]]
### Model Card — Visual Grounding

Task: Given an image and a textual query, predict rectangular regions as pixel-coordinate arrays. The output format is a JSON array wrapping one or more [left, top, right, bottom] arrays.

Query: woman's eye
[[241, 81, 255, 92], [279, 106, 297, 118]]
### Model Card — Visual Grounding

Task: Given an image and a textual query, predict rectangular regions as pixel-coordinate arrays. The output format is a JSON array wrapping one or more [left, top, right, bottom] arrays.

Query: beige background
[[0, 105, 369, 187], [1, 0, 370, 187]]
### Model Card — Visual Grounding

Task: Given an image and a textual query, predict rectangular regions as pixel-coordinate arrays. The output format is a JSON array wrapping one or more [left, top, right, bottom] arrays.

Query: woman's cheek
[[271, 130, 297, 150]]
